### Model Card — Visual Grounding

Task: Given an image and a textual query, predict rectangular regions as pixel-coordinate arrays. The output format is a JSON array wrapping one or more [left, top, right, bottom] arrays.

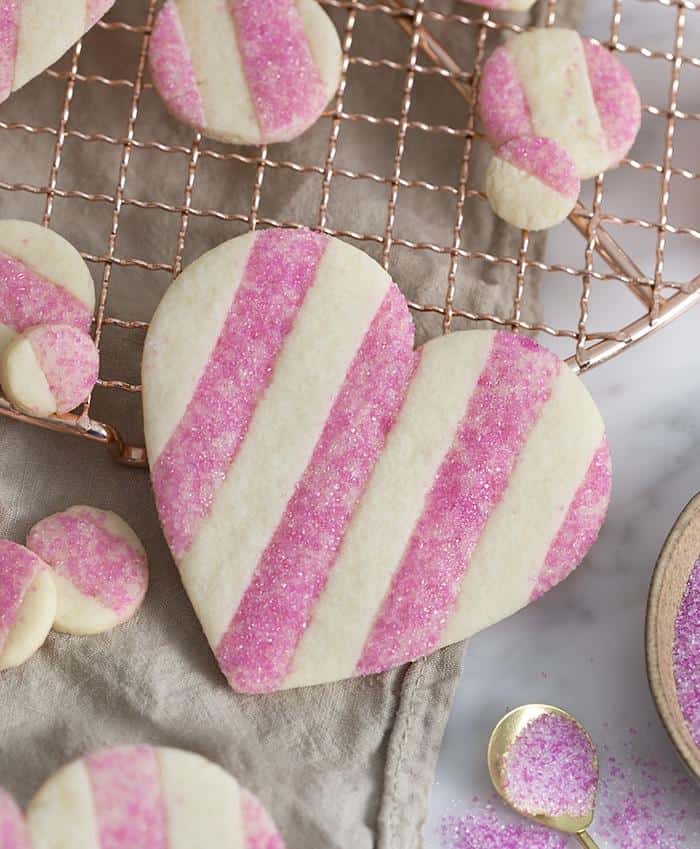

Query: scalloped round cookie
[[0, 2, 115, 105], [0, 323, 99, 417], [478, 27, 641, 179], [149, 0, 342, 145], [0, 540, 56, 671], [27, 506, 149, 636], [26, 745, 286, 849], [0, 219, 95, 355], [486, 137, 580, 230]]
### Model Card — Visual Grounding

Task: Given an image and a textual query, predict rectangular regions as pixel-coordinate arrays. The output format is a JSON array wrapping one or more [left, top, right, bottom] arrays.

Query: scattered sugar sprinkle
[[673, 556, 700, 747], [441, 736, 700, 849], [502, 713, 597, 819]]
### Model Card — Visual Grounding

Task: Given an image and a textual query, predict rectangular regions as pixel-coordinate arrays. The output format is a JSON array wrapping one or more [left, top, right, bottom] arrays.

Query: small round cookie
[[26, 745, 287, 849], [149, 0, 342, 145], [478, 27, 641, 179], [27, 506, 148, 636], [0, 540, 56, 671], [0, 219, 95, 354], [0, 790, 29, 849], [0, 324, 99, 418], [0, 2, 115, 105], [486, 137, 580, 231]]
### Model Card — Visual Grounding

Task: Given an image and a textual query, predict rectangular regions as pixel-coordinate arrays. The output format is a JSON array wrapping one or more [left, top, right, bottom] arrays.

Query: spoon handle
[[575, 831, 601, 849]]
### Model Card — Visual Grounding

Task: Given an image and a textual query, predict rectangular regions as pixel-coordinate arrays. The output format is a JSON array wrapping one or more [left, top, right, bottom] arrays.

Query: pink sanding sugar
[[502, 713, 597, 819], [673, 556, 700, 747]]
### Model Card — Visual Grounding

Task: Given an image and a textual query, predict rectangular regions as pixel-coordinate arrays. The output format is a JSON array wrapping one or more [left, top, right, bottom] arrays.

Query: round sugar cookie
[[0, 324, 99, 417], [143, 227, 612, 694], [0, 2, 115, 105], [27, 506, 149, 635], [0, 790, 29, 849], [0, 540, 56, 671], [486, 137, 580, 230], [0, 219, 95, 355], [478, 27, 641, 179], [26, 745, 286, 849], [149, 0, 342, 145]]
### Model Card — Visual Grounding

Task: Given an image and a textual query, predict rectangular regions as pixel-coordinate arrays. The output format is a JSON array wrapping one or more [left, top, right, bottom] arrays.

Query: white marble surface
[[426, 3, 700, 845]]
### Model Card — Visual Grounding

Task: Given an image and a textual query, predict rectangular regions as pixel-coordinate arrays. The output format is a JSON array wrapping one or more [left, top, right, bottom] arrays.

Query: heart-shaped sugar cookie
[[143, 229, 611, 693], [0, 1, 114, 105]]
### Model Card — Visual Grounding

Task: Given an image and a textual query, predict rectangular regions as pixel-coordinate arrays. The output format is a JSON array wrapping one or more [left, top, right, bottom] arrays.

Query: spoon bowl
[[488, 704, 600, 845]]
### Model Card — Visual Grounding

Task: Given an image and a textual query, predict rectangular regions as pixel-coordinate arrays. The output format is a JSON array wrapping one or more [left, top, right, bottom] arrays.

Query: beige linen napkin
[[0, 2, 582, 846]]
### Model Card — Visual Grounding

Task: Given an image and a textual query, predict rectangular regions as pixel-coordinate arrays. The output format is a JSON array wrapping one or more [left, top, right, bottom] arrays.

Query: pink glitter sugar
[[0, 540, 42, 653], [673, 556, 700, 747], [241, 789, 286, 849], [0, 789, 28, 849], [498, 137, 580, 200], [477, 46, 532, 149], [0, 1, 19, 103], [502, 713, 597, 819], [442, 804, 567, 849], [26, 324, 99, 413], [27, 508, 148, 615]]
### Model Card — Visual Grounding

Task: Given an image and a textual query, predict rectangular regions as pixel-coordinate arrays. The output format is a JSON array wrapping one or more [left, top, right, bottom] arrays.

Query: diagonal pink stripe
[[478, 45, 533, 149], [357, 333, 560, 675], [216, 285, 418, 693], [85, 0, 115, 30], [85, 746, 167, 849], [0, 252, 93, 335], [0, 1, 19, 104], [530, 437, 611, 601], [0, 790, 28, 849], [229, 0, 326, 138], [241, 789, 286, 849], [0, 541, 42, 653], [149, 0, 206, 129], [152, 228, 328, 560]]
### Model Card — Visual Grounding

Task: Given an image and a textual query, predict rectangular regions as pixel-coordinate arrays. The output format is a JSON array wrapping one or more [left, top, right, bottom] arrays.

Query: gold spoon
[[487, 704, 601, 849]]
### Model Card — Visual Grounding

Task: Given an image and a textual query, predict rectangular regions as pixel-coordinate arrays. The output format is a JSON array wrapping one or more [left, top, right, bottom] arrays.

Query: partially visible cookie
[[478, 28, 641, 179], [0, 790, 29, 849], [0, 1, 115, 104], [26, 745, 286, 849], [0, 220, 94, 354], [149, 0, 342, 145], [486, 137, 580, 231], [0, 323, 99, 417], [0, 540, 56, 672], [27, 506, 149, 636]]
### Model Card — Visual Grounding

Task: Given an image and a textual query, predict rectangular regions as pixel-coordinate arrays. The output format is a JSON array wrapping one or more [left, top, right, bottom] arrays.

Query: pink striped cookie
[[486, 137, 580, 230], [478, 27, 641, 179], [149, 0, 342, 145], [0, 323, 99, 417], [142, 228, 611, 693], [26, 745, 286, 849], [0, 1, 114, 104], [0, 219, 95, 356], [27, 506, 149, 635], [0, 790, 29, 849], [0, 540, 56, 671]]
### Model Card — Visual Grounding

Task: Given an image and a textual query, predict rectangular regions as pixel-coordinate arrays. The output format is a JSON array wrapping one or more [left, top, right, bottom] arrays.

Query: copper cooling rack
[[0, 0, 698, 466]]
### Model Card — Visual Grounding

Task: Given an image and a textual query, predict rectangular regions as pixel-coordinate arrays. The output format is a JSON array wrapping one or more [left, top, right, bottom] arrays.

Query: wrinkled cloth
[[0, 1, 581, 847]]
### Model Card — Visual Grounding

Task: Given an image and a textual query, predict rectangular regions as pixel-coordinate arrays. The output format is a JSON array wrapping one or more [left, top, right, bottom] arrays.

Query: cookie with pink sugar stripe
[[143, 228, 611, 693], [0, 1, 114, 104], [26, 745, 286, 849], [0, 790, 29, 849], [149, 0, 342, 145], [0, 539, 56, 671], [27, 506, 149, 636], [486, 137, 580, 231], [0, 219, 95, 356], [478, 27, 641, 179], [0, 323, 99, 418]]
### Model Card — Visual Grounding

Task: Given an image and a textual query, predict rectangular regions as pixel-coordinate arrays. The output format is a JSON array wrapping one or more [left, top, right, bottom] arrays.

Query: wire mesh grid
[[0, 0, 698, 466]]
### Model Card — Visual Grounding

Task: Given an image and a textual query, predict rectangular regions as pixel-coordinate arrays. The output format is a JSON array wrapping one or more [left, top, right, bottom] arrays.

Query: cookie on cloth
[[0, 790, 29, 849], [0, 219, 95, 354], [0, 323, 99, 418], [26, 745, 286, 849], [143, 228, 612, 694], [27, 506, 149, 636], [478, 27, 641, 179], [486, 136, 580, 230], [0, 540, 56, 671], [0, 1, 115, 104], [149, 0, 342, 145]]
